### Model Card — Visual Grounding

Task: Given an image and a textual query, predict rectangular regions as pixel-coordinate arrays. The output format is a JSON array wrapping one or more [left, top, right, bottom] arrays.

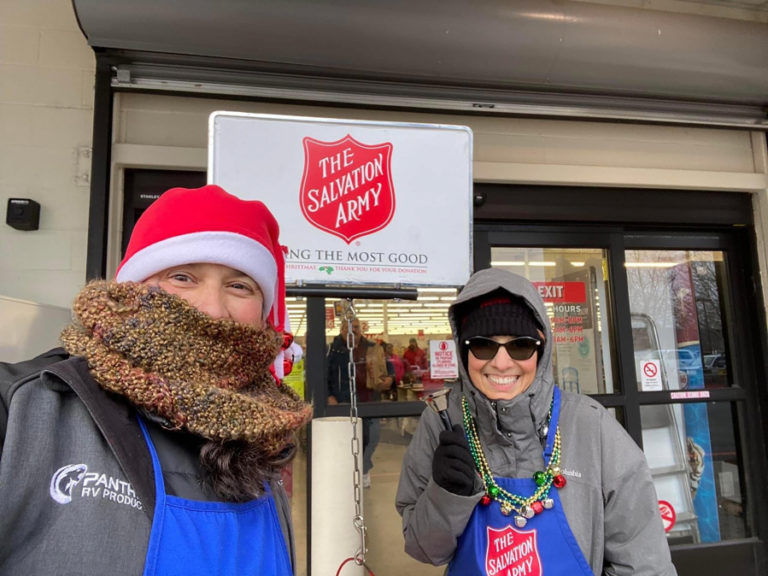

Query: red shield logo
[[300, 135, 395, 244], [485, 525, 542, 576]]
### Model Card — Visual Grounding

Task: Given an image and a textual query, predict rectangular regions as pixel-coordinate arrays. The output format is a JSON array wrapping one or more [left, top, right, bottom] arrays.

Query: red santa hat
[[116, 184, 294, 378]]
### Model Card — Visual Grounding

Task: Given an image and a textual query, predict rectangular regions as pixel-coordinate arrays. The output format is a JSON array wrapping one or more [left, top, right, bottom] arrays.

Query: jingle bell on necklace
[[462, 395, 565, 528]]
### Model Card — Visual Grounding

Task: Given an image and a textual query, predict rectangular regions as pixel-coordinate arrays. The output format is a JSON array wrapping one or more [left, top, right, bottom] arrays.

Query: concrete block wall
[[0, 0, 95, 308]]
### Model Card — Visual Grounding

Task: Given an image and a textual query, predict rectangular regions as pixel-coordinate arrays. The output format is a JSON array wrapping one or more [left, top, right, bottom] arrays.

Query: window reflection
[[627, 250, 730, 391], [641, 402, 748, 544]]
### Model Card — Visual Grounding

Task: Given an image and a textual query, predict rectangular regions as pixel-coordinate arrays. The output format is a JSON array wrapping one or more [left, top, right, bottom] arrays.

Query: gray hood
[[448, 267, 555, 432]]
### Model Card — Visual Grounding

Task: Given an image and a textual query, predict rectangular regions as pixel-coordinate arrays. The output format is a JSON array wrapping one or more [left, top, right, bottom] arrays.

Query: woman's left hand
[[432, 424, 477, 496]]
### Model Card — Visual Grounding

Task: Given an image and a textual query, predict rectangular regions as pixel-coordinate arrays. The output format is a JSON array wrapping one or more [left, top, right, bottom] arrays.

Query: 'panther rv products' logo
[[300, 135, 395, 244], [49, 463, 142, 510]]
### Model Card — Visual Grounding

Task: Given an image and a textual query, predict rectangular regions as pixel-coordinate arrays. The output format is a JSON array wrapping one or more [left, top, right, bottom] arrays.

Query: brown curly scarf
[[61, 281, 312, 460]]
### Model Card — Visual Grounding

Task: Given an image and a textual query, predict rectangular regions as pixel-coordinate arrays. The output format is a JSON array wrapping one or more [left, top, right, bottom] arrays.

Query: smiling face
[[467, 335, 539, 400], [142, 262, 264, 328]]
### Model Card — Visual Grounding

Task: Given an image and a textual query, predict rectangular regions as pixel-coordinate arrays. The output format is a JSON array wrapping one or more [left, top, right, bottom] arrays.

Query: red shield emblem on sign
[[300, 135, 395, 244], [485, 525, 542, 576]]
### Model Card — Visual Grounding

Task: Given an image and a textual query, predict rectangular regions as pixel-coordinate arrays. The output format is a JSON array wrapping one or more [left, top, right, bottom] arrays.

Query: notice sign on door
[[430, 340, 458, 380], [640, 359, 663, 391], [209, 112, 473, 287]]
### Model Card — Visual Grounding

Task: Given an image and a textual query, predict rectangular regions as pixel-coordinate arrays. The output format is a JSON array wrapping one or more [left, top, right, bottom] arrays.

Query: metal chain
[[343, 299, 368, 566]]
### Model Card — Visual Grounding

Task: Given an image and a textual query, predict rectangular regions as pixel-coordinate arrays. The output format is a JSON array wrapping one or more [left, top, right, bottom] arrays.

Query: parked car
[[702, 353, 728, 387], [703, 353, 727, 374], [656, 349, 701, 389]]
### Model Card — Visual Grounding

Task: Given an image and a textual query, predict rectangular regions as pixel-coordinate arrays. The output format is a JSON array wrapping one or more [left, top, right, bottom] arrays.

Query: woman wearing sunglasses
[[396, 267, 676, 576]]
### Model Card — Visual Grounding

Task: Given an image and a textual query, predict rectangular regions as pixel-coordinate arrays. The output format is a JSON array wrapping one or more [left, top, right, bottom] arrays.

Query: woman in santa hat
[[0, 185, 311, 575]]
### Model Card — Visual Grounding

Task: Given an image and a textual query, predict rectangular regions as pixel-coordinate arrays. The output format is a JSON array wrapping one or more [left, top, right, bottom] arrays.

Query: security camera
[[473, 191, 486, 207]]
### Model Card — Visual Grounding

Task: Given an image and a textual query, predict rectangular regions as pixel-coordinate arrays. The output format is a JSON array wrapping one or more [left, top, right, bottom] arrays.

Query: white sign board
[[640, 359, 663, 391], [209, 112, 473, 287], [430, 340, 459, 380]]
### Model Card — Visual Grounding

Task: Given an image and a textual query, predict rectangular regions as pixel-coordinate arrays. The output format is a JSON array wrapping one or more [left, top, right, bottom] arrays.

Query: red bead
[[553, 474, 567, 489], [480, 495, 492, 506], [282, 332, 294, 349], [532, 501, 544, 514]]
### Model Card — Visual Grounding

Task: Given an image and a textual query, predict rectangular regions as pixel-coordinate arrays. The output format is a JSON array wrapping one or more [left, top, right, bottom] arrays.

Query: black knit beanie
[[459, 290, 541, 343]]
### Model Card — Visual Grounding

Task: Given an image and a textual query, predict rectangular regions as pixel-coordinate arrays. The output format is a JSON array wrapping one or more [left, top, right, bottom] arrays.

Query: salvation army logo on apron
[[300, 135, 395, 244], [485, 525, 542, 576]]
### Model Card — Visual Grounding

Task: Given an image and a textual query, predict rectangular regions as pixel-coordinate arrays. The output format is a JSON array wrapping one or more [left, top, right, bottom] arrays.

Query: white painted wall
[[0, 0, 95, 308]]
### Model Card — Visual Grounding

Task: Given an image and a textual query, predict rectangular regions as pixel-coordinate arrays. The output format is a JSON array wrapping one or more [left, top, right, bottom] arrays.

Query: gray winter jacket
[[395, 268, 677, 575], [0, 349, 295, 575]]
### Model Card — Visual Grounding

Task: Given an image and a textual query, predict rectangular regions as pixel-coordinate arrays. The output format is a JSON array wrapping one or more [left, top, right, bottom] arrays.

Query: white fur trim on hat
[[115, 231, 277, 316]]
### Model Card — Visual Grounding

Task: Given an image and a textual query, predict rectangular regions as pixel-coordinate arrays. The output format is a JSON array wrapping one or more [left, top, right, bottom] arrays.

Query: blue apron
[[137, 417, 292, 576], [449, 387, 594, 576]]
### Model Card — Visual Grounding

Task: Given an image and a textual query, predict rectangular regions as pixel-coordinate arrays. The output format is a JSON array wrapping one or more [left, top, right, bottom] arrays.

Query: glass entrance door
[[626, 249, 744, 544]]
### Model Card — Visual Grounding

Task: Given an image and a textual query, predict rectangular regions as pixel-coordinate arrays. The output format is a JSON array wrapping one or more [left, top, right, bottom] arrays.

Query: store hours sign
[[209, 112, 473, 287]]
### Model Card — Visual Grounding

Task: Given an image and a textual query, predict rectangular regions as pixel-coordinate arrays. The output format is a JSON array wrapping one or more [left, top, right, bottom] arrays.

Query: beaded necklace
[[461, 395, 566, 528]]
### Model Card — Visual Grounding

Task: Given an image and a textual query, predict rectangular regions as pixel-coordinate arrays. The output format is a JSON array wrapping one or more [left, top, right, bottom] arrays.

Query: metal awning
[[72, 0, 768, 127]]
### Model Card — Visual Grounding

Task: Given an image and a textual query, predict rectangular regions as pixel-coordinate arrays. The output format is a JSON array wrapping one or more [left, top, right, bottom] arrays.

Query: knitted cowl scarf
[[60, 280, 312, 459]]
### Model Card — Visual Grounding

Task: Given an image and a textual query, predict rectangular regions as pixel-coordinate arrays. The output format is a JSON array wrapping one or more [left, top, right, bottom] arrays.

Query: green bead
[[533, 471, 547, 486], [488, 484, 500, 497]]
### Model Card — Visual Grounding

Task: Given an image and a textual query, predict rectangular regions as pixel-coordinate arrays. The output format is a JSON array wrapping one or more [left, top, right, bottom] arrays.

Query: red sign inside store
[[532, 282, 587, 303]]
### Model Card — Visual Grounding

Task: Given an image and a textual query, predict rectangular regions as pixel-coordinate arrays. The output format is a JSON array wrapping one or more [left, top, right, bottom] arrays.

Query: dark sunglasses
[[464, 336, 541, 361]]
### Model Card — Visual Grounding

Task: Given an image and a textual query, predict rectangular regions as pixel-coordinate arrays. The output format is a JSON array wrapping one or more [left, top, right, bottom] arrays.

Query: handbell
[[424, 387, 453, 431]]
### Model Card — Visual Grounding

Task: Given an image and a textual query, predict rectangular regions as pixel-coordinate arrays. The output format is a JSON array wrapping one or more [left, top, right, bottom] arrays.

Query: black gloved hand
[[432, 424, 477, 496]]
